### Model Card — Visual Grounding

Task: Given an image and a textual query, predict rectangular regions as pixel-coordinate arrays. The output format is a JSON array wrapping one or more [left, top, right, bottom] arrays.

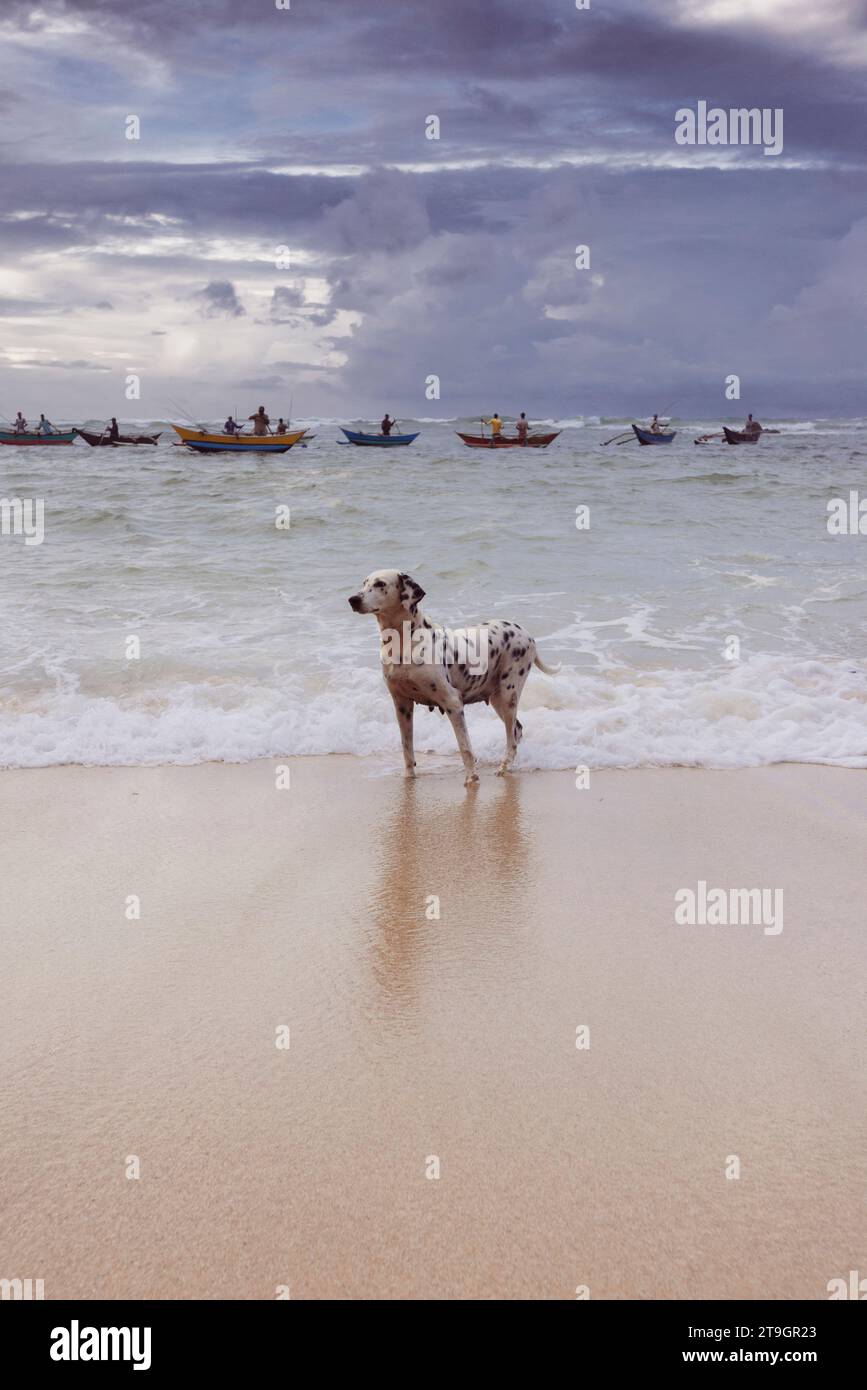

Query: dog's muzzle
[[348, 594, 364, 611]]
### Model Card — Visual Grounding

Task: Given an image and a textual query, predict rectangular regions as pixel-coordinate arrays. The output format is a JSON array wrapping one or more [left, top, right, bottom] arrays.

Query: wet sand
[[1, 758, 865, 1299]]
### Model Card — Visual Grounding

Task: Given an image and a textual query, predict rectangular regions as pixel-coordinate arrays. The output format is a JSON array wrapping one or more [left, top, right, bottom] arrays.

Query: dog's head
[[348, 570, 426, 616]]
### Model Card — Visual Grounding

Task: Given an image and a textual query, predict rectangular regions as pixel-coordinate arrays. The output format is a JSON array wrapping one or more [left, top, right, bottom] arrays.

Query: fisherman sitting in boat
[[744, 413, 762, 436], [14, 411, 27, 433], [484, 412, 503, 439], [277, 418, 287, 434], [649, 414, 662, 433], [516, 412, 529, 444], [248, 405, 270, 436], [381, 414, 396, 436], [37, 413, 55, 435], [224, 416, 238, 434]]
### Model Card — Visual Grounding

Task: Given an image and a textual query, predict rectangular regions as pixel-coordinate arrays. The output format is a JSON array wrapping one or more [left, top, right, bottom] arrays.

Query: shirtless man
[[248, 405, 270, 436]]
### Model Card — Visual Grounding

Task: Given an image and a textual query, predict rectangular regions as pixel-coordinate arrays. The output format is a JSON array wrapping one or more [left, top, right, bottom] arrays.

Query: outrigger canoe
[[173, 424, 307, 454], [723, 426, 761, 445], [341, 427, 419, 447], [456, 431, 560, 448], [632, 424, 676, 445], [76, 428, 161, 446], [0, 429, 76, 446]]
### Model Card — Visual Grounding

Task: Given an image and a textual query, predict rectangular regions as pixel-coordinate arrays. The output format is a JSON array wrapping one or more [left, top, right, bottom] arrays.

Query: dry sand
[[1, 757, 865, 1299]]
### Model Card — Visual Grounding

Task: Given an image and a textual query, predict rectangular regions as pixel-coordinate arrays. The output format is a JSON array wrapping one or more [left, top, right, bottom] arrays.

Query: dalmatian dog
[[348, 570, 559, 785]]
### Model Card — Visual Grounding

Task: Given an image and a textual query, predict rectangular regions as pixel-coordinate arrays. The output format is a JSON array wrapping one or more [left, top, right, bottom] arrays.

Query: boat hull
[[76, 429, 160, 446], [632, 424, 676, 444], [456, 431, 560, 448], [341, 428, 419, 447], [0, 430, 76, 445], [173, 425, 306, 453], [723, 426, 761, 445]]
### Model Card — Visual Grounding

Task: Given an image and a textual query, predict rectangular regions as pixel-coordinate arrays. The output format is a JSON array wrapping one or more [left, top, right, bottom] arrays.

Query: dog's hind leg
[[441, 690, 478, 785], [390, 693, 416, 777], [490, 688, 521, 775]]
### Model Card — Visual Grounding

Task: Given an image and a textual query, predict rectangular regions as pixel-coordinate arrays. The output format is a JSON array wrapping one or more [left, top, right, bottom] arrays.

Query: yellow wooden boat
[[173, 424, 307, 454]]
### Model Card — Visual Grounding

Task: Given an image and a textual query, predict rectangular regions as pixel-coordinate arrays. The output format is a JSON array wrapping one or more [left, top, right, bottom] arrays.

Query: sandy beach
[[1, 757, 864, 1300]]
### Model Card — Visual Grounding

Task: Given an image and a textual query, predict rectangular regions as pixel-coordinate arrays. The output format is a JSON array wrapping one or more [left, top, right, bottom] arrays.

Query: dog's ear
[[398, 573, 425, 606]]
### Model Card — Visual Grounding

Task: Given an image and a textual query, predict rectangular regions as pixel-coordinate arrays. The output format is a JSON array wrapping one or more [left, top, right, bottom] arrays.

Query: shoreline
[[2, 759, 865, 1299]]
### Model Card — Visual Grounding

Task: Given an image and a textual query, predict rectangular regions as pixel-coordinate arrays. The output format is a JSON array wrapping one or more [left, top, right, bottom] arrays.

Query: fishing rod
[[166, 395, 207, 430]]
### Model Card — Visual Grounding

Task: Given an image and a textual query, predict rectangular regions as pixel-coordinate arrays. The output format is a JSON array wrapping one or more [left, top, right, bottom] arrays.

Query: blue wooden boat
[[632, 424, 676, 445], [340, 427, 419, 447]]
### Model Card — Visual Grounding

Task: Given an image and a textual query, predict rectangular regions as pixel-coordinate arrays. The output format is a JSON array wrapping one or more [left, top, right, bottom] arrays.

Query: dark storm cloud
[[2, 0, 866, 414], [193, 281, 246, 319], [264, 286, 335, 329]]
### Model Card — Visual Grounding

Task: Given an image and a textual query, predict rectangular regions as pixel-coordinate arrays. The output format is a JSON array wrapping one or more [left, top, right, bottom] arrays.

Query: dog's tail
[[534, 652, 561, 676]]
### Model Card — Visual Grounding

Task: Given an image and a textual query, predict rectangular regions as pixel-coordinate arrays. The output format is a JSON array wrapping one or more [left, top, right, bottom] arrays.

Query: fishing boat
[[340, 427, 419, 447], [632, 424, 676, 445], [0, 429, 76, 446], [456, 430, 560, 448], [173, 424, 307, 454], [76, 428, 161, 447], [723, 426, 761, 445]]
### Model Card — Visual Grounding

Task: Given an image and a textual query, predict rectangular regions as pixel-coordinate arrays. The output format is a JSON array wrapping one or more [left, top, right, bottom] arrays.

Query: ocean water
[[1, 417, 865, 769]]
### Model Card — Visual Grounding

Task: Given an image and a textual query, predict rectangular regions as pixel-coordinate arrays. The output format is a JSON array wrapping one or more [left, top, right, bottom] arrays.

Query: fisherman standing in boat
[[107, 417, 119, 442], [381, 413, 396, 437], [37, 413, 55, 435], [14, 411, 27, 433], [744, 413, 762, 436], [484, 412, 503, 441], [516, 412, 529, 444], [248, 405, 270, 436]]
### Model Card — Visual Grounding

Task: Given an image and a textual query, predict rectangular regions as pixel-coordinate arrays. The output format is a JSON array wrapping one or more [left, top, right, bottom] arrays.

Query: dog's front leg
[[390, 692, 416, 777], [443, 702, 479, 786]]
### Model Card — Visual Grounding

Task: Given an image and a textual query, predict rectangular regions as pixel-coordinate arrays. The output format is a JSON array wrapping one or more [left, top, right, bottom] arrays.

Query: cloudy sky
[[1, 0, 865, 420]]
